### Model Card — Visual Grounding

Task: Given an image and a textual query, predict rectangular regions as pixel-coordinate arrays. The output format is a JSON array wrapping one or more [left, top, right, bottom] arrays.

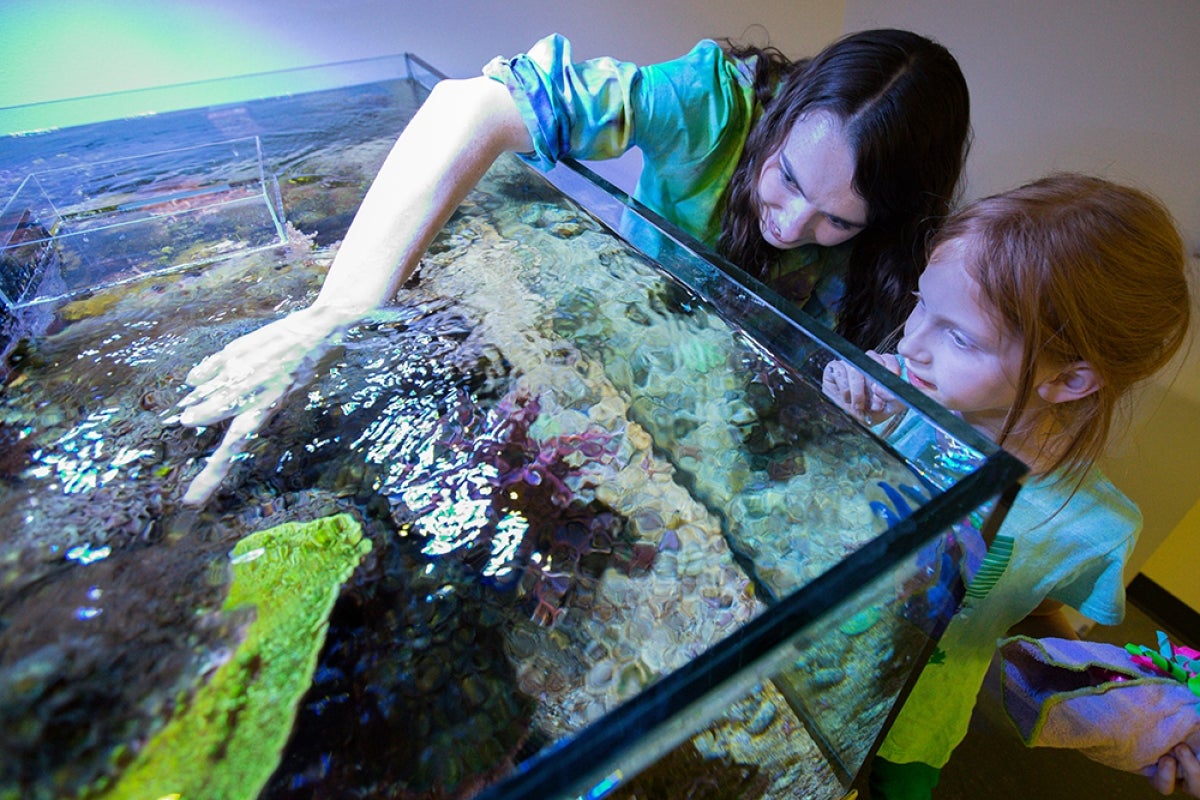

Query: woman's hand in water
[[821, 350, 903, 425], [171, 305, 358, 506], [1150, 744, 1200, 797], [169, 78, 530, 507]]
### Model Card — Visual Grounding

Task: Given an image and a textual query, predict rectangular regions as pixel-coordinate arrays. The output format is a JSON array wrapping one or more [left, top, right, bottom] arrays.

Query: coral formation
[[91, 514, 370, 800], [393, 387, 647, 627]]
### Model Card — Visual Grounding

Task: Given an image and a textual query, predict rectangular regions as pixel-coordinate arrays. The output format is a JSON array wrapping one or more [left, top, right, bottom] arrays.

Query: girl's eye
[[949, 330, 971, 349], [827, 216, 852, 232]]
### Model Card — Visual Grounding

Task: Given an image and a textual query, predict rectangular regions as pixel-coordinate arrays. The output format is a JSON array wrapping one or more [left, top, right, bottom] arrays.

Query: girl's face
[[896, 237, 1045, 438], [755, 111, 868, 249]]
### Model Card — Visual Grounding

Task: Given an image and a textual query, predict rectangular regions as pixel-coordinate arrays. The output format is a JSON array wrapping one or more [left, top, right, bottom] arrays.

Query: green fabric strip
[[965, 533, 1014, 599]]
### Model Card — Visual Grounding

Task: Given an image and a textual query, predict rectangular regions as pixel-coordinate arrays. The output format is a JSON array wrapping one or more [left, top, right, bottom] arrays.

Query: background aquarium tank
[[0, 54, 1025, 800]]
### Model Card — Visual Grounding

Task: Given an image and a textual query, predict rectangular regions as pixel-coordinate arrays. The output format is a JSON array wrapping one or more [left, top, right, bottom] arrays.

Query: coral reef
[[91, 513, 371, 800]]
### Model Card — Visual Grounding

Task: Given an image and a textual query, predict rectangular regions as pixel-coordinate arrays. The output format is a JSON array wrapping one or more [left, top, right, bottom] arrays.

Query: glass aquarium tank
[[0, 54, 1026, 800]]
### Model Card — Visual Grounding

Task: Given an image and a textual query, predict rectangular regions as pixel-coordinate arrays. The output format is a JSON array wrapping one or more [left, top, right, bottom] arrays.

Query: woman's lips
[[760, 215, 782, 245]]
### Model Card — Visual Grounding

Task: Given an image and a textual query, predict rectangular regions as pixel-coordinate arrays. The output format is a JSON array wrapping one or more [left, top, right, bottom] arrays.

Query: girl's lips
[[909, 372, 936, 392]]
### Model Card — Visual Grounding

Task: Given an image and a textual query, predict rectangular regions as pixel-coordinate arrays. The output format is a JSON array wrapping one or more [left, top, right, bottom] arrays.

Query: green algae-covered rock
[[95, 513, 371, 800]]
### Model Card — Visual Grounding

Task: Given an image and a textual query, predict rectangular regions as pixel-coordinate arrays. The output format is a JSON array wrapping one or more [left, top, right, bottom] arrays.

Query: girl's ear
[[1037, 361, 1101, 404]]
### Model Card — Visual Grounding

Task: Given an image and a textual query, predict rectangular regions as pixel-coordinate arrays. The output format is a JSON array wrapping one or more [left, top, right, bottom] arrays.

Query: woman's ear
[[1037, 361, 1101, 404]]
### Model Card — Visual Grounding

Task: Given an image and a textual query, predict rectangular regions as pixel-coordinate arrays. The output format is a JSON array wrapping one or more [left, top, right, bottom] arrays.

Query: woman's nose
[[776, 200, 817, 243]]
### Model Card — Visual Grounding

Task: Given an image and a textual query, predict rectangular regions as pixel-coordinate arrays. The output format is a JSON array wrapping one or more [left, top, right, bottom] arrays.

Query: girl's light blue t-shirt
[[878, 411, 1139, 767]]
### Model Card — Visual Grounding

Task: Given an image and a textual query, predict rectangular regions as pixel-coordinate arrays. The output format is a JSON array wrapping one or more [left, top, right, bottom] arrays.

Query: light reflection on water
[[340, 344, 518, 567], [65, 543, 111, 564], [27, 407, 157, 494]]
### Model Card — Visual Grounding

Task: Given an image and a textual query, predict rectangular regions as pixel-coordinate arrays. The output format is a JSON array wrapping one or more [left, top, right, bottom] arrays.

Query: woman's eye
[[827, 216, 852, 232]]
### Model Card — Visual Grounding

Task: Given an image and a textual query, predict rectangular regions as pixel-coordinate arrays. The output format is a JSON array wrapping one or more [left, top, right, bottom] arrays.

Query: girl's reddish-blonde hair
[[930, 173, 1191, 481]]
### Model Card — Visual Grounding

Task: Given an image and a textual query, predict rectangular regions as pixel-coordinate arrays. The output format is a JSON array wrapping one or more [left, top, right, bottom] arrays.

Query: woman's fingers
[[179, 368, 297, 505], [177, 328, 324, 425], [185, 329, 271, 386], [172, 310, 348, 504], [177, 380, 268, 427], [176, 361, 266, 424], [181, 399, 279, 506]]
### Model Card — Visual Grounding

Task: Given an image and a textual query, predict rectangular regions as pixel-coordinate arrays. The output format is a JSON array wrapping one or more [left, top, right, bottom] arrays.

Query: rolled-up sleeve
[[483, 34, 640, 170], [483, 34, 758, 245]]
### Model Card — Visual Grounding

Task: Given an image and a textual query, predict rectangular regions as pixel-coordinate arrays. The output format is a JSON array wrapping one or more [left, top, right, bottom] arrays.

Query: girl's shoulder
[[1013, 465, 1141, 544]]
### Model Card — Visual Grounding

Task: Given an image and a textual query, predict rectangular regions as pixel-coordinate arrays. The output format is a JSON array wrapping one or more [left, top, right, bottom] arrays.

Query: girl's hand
[[821, 350, 903, 425], [170, 305, 357, 506], [1150, 744, 1200, 797]]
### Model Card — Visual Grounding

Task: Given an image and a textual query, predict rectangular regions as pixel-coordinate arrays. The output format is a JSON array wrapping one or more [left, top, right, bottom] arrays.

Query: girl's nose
[[897, 319, 928, 362]]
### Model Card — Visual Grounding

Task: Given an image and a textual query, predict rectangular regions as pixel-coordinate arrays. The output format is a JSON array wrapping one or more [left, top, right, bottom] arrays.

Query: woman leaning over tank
[[175, 28, 972, 504]]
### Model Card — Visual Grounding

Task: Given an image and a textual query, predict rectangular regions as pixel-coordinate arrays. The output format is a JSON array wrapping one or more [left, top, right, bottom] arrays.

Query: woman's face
[[755, 111, 869, 249]]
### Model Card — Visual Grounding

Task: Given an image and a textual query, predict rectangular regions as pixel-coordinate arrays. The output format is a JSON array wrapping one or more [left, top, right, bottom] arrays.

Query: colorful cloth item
[[1127, 631, 1200, 690], [999, 634, 1200, 775], [875, 412, 1139, 768], [482, 33, 850, 326]]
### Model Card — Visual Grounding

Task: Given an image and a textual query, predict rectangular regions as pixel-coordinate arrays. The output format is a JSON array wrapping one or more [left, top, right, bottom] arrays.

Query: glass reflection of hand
[[170, 306, 353, 506]]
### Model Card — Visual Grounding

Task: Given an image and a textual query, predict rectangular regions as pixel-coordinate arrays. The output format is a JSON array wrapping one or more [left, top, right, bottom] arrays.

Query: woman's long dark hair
[[718, 29, 971, 349]]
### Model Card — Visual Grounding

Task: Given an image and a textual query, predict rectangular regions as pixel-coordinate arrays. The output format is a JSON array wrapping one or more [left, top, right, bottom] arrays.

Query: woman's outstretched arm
[[314, 76, 531, 313], [176, 76, 531, 505]]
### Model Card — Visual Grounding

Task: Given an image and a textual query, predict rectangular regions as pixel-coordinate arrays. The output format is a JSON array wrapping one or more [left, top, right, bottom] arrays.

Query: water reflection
[[28, 408, 157, 494]]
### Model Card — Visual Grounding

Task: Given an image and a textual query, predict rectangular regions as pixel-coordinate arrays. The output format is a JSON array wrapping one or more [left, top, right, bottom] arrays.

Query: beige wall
[[1145, 498, 1200, 610]]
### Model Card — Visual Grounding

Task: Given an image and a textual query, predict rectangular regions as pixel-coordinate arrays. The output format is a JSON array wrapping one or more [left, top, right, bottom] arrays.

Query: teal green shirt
[[483, 34, 849, 327]]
